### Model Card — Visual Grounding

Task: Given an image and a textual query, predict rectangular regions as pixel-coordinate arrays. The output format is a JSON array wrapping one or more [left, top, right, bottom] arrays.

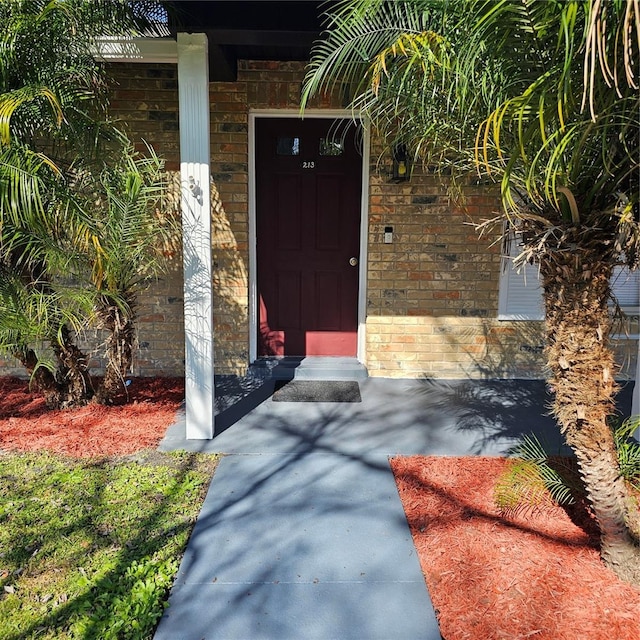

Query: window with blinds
[[498, 234, 640, 320], [611, 266, 640, 309]]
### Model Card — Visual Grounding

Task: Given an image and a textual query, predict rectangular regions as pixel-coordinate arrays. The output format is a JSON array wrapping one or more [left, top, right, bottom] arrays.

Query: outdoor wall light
[[188, 176, 200, 196], [392, 144, 411, 182], [187, 175, 203, 204]]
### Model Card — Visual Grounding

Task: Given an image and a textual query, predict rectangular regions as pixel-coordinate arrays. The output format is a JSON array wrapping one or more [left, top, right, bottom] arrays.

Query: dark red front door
[[256, 118, 362, 356]]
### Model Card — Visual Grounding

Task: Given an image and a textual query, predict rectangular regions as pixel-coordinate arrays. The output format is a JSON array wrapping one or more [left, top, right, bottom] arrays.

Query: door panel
[[315, 175, 342, 251], [275, 174, 302, 250], [315, 271, 341, 330], [256, 118, 362, 356], [277, 271, 302, 329]]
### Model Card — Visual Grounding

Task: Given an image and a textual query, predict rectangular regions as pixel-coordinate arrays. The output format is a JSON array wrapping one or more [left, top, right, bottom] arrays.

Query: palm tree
[[0, 0, 172, 407], [86, 137, 179, 404], [303, 0, 640, 584]]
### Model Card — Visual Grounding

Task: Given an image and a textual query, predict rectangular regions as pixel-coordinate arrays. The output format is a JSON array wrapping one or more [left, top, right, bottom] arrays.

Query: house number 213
[[302, 161, 315, 169]]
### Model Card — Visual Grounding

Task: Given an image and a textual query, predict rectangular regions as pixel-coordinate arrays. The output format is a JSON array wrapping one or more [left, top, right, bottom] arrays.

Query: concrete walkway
[[154, 377, 634, 640]]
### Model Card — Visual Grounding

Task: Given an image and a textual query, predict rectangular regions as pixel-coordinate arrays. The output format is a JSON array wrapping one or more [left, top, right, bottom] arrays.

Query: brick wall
[[109, 63, 181, 170], [106, 63, 186, 376], [363, 143, 547, 378], [208, 74, 249, 375], [2, 60, 635, 383], [363, 148, 637, 379], [103, 60, 338, 377]]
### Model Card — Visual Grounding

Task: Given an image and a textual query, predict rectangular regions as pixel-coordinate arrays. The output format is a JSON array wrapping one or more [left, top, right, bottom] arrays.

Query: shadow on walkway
[[163, 376, 634, 458], [154, 376, 635, 640]]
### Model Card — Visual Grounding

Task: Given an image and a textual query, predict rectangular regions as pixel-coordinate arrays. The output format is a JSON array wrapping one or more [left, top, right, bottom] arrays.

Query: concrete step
[[251, 357, 368, 381]]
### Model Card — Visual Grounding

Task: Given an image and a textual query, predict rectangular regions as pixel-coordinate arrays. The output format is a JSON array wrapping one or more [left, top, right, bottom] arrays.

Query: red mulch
[[0, 376, 184, 457], [391, 456, 640, 640]]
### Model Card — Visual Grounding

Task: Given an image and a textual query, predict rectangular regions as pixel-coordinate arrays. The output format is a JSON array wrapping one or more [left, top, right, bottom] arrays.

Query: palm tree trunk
[[12, 345, 63, 409], [52, 324, 93, 407], [12, 325, 93, 409], [540, 247, 640, 585], [94, 299, 135, 404]]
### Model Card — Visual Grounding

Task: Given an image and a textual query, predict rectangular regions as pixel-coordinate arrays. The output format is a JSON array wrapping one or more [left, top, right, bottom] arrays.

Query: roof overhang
[[96, 1, 335, 80], [96, 36, 178, 64], [172, 1, 333, 80]]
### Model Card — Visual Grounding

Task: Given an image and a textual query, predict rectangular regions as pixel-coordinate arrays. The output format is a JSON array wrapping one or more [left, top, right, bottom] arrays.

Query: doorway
[[255, 117, 364, 357]]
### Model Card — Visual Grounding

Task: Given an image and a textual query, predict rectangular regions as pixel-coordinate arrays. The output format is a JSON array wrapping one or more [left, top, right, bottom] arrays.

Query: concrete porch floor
[[154, 378, 635, 640]]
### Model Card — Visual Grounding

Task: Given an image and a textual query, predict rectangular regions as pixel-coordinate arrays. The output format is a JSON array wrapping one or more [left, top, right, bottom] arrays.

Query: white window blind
[[498, 234, 544, 320], [498, 235, 639, 320], [611, 266, 640, 310]]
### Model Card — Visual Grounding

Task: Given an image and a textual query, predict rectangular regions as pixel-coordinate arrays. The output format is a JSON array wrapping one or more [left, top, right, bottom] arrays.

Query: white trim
[[248, 109, 369, 363], [177, 33, 215, 440], [248, 115, 259, 363], [94, 36, 178, 64], [357, 120, 371, 359]]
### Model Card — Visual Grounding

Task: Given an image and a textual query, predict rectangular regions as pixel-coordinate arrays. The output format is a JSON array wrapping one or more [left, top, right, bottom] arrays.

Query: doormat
[[272, 380, 361, 403]]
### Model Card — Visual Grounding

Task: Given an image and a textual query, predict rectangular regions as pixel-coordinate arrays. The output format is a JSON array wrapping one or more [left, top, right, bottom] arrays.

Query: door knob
[[349, 257, 358, 266]]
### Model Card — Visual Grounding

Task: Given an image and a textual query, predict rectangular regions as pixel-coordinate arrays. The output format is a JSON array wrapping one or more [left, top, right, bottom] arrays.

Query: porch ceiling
[[167, 1, 336, 81]]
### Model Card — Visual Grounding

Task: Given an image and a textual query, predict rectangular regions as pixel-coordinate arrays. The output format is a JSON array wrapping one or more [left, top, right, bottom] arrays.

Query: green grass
[[0, 450, 219, 640]]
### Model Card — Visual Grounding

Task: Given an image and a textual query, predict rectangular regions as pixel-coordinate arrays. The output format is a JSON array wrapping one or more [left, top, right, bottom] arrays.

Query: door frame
[[248, 109, 370, 363]]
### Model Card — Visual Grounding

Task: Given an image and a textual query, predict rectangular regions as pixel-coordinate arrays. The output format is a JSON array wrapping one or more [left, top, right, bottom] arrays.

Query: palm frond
[[86, 139, 175, 297], [583, 0, 640, 118], [305, 0, 639, 240], [495, 418, 640, 517], [0, 145, 61, 225], [495, 433, 582, 517], [0, 85, 63, 145], [494, 459, 563, 518], [469, 0, 639, 218], [303, 0, 445, 105], [0, 267, 93, 352]]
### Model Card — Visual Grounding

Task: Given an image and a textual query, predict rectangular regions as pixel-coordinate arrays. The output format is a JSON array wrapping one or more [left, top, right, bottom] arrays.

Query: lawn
[[0, 449, 218, 640], [0, 376, 217, 640]]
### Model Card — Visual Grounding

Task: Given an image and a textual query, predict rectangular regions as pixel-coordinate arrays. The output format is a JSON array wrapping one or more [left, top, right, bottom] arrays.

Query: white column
[[177, 33, 214, 439]]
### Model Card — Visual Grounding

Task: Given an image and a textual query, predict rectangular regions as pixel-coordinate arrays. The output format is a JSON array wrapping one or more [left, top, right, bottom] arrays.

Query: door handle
[[349, 257, 358, 266]]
